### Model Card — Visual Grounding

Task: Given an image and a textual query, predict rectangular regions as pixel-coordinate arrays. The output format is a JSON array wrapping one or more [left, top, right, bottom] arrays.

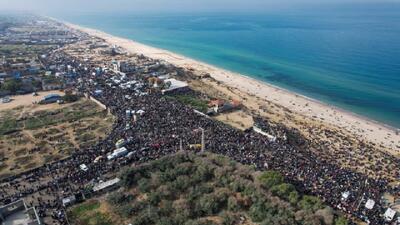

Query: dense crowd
[[0, 42, 397, 225]]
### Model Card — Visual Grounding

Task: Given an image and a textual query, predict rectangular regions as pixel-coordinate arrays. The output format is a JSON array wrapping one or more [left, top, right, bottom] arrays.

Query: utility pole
[[200, 128, 205, 152], [179, 139, 183, 151]]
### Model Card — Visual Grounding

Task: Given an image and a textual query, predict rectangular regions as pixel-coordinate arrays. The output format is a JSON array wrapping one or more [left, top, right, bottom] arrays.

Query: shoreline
[[62, 21, 399, 153]]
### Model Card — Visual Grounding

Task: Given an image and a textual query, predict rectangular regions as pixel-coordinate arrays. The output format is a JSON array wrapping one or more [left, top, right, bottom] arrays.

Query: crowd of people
[[0, 36, 398, 225]]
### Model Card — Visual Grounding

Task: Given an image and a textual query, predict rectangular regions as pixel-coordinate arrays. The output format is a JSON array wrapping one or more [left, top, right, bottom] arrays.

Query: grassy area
[[0, 118, 20, 135], [165, 94, 209, 113], [70, 152, 349, 225], [69, 200, 113, 225]]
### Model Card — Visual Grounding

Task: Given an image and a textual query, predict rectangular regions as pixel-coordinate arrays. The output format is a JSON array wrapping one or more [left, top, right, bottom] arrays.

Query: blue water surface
[[55, 7, 400, 127]]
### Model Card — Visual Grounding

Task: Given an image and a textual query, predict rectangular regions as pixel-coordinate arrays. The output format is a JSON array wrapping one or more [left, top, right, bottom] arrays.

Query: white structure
[[115, 139, 126, 148], [79, 164, 88, 172], [365, 199, 375, 210], [0, 199, 41, 225], [62, 195, 76, 207], [341, 191, 350, 201], [384, 208, 396, 221], [93, 156, 103, 163], [107, 147, 128, 160], [161, 78, 188, 94], [126, 152, 134, 158], [93, 178, 120, 192], [253, 126, 277, 142]]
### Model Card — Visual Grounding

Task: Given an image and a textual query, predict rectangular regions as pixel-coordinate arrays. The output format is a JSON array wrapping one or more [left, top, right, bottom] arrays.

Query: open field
[[0, 94, 114, 179]]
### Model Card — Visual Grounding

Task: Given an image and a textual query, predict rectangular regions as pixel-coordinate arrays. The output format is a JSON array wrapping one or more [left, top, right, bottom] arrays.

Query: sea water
[[55, 5, 400, 127]]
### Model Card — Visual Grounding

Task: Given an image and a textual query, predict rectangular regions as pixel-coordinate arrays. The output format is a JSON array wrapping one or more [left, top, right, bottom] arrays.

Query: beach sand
[[66, 23, 400, 155]]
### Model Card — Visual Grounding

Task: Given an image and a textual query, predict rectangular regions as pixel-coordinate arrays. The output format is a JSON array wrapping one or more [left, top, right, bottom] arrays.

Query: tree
[[62, 94, 79, 103], [298, 195, 323, 212], [335, 216, 348, 225], [227, 196, 239, 212], [288, 191, 299, 205], [258, 171, 284, 189], [1, 78, 22, 93], [270, 183, 296, 199]]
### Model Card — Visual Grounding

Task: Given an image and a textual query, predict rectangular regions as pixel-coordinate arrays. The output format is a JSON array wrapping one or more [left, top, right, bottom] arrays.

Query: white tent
[[384, 208, 396, 221], [341, 191, 350, 201], [365, 199, 375, 210]]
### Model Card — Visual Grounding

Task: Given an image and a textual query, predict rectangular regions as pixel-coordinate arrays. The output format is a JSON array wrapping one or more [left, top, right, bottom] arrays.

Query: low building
[[207, 99, 241, 114], [0, 199, 41, 225], [161, 78, 189, 94]]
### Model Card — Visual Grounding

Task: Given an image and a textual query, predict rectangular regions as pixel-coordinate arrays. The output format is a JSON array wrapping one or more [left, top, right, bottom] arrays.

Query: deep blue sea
[[55, 6, 400, 127]]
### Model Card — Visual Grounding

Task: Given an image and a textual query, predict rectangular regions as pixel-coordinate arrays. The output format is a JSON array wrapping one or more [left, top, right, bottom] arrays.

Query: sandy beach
[[66, 23, 400, 155]]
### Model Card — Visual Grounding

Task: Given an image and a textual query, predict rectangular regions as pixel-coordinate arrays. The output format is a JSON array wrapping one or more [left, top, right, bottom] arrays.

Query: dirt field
[[0, 91, 65, 111], [0, 93, 114, 180]]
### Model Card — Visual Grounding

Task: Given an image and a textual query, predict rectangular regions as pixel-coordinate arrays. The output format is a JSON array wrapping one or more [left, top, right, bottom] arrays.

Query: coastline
[[63, 21, 400, 154]]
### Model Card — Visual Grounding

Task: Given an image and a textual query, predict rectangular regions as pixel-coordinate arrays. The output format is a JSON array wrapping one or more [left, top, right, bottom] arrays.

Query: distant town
[[0, 14, 398, 225]]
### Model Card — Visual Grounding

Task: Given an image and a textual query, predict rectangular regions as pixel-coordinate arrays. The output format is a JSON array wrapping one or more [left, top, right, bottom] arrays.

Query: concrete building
[[0, 199, 41, 225]]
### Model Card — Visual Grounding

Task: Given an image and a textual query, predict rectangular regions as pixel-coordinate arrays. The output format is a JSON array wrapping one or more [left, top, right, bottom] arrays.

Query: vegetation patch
[[71, 152, 349, 225], [0, 99, 114, 179]]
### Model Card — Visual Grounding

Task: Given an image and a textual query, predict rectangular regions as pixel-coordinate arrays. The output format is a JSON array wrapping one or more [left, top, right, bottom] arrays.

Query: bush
[[298, 195, 323, 212], [249, 200, 268, 222], [258, 171, 284, 189], [221, 211, 238, 225], [193, 164, 214, 182], [156, 217, 175, 225], [194, 194, 220, 216], [116, 204, 135, 217], [227, 196, 239, 212], [172, 175, 192, 193], [131, 212, 155, 225], [335, 216, 348, 225], [107, 191, 134, 205], [270, 183, 296, 199], [1, 78, 22, 93], [63, 94, 79, 103], [148, 191, 162, 206], [288, 191, 299, 205], [138, 178, 152, 193]]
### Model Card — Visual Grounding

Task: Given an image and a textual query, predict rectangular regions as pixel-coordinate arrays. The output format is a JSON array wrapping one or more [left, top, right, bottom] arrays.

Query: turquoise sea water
[[55, 7, 400, 127]]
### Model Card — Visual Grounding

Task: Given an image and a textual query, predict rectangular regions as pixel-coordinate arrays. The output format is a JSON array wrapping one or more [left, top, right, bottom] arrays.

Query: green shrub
[[258, 171, 284, 189], [288, 191, 299, 205], [227, 196, 239, 212], [298, 195, 323, 212], [335, 216, 348, 225], [270, 183, 296, 199]]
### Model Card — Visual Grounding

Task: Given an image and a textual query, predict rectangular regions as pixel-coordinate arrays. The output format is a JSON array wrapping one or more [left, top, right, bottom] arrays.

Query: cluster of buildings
[[0, 199, 41, 225], [0, 17, 80, 98]]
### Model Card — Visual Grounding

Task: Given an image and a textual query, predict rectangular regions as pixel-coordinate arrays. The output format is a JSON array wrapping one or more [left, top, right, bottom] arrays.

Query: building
[[42, 80, 63, 91], [0, 199, 41, 225], [40, 94, 62, 104], [161, 78, 189, 94], [207, 99, 241, 114]]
